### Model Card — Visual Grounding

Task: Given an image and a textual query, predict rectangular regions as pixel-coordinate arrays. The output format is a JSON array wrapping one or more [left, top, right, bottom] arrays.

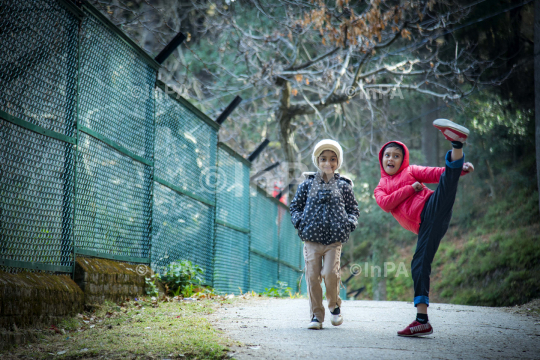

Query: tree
[[92, 0, 510, 197], [536, 0, 540, 217]]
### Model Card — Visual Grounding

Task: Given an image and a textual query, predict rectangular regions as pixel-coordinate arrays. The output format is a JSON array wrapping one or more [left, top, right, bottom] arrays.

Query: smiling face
[[318, 150, 338, 175], [382, 146, 403, 176]]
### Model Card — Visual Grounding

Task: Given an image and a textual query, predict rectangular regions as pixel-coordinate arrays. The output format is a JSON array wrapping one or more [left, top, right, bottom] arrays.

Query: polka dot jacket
[[289, 171, 359, 245]]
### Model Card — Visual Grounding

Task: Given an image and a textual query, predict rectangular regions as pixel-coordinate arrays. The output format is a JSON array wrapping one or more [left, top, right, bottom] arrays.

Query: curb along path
[[210, 298, 540, 359]]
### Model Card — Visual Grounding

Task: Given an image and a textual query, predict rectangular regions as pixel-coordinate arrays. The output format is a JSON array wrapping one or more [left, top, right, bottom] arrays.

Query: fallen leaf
[[50, 325, 62, 334], [57, 350, 67, 355]]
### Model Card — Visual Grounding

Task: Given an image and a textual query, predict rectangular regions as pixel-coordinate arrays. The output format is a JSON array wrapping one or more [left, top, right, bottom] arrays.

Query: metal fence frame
[[0, 0, 305, 295]]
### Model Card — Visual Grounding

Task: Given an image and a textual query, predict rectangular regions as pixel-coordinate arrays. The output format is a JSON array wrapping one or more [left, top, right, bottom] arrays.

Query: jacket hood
[[378, 141, 410, 177]]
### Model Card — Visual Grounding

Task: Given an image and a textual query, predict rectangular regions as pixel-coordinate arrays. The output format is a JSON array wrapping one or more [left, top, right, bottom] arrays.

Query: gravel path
[[210, 298, 540, 360]]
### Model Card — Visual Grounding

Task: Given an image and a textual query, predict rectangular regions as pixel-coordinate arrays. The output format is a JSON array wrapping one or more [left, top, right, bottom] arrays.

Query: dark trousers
[[411, 151, 464, 307]]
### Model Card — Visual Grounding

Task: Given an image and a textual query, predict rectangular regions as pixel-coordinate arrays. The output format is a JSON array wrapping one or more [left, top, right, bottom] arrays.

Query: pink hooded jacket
[[374, 141, 465, 234]]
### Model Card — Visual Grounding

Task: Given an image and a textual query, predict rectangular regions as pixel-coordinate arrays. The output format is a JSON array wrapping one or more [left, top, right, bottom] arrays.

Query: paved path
[[210, 298, 540, 360]]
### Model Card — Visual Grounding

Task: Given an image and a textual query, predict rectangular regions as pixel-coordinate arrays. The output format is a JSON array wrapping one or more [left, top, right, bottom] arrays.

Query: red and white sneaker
[[433, 119, 469, 143], [397, 320, 433, 337]]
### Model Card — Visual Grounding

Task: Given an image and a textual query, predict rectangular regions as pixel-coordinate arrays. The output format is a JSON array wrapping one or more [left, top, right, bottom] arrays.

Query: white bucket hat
[[312, 139, 343, 170]]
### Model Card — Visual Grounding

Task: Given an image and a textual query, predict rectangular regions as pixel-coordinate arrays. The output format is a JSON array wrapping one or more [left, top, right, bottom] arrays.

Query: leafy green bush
[[262, 281, 292, 297], [156, 260, 205, 297], [145, 274, 160, 297]]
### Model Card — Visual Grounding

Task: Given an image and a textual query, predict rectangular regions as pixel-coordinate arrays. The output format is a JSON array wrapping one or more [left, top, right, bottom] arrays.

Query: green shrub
[[262, 281, 293, 297], [145, 274, 159, 297], [157, 260, 205, 297]]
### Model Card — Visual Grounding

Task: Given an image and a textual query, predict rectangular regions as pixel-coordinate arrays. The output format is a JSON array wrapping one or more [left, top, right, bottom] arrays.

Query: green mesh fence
[[277, 206, 302, 292], [249, 187, 278, 257], [74, 5, 156, 260], [0, 0, 305, 293], [154, 85, 218, 206], [214, 226, 250, 294], [0, 0, 79, 273], [75, 133, 152, 259], [152, 84, 218, 284], [249, 253, 278, 294], [213, 144, 250, 294], [249, 186, 279, 292], [152, 182, 215, 284], [340, 286, 348, 300], [300, 268, 307, 294], [278, 264, 301, 293]]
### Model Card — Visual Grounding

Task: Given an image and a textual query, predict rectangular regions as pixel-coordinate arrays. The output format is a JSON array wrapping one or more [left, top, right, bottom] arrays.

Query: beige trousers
[[303, 241, 342, 323]]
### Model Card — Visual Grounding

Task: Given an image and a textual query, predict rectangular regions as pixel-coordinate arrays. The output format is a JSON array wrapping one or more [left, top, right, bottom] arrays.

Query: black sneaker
[[308, 316, 322, 330]]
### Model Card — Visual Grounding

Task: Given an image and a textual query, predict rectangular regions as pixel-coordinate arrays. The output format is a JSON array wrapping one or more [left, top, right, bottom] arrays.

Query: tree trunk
[[535, 0, 540, 216], [276, 81, 299, 200], [421, 98, 439, 166], [279, 114, 296, 200]]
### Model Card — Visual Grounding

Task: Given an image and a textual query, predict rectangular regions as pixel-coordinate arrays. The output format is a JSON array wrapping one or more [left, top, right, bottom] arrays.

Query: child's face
[[382, 147, 403, 175], [318, 150, 338, 174]]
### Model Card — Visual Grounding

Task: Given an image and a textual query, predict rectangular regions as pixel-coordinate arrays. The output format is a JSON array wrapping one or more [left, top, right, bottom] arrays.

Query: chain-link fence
[[0, 0, 307, 296], [213, 144, 251, 294], [152, 83, 218, 284], [0, 0, 79, 273]]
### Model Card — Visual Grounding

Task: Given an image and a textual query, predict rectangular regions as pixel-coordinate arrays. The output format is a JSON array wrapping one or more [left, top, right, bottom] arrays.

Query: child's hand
[[462, 162, 475, 173], [411, 182, 423, 192]]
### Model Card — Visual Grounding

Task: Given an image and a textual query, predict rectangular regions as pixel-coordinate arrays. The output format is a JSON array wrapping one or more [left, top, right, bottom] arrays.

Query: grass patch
[[2, 296, 240, 359], [432, 225, 540, 306]]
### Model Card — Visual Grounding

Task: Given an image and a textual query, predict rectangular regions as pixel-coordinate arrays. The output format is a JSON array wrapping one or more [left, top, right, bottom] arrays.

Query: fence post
[[71, 13, 82, 279]]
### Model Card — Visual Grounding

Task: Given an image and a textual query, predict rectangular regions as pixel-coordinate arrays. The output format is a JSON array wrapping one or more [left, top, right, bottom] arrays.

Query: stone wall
[[74, 257, 149, 304], [0, 257, 151, 349], [0, 271, 84, 330]]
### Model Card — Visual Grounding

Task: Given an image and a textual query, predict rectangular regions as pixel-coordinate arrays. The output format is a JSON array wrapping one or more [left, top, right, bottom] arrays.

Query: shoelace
[[409, 323, 430, 333]]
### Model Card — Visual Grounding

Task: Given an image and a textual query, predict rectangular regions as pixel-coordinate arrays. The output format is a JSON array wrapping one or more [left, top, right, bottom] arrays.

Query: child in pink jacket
[[374, 119, 475, 337]]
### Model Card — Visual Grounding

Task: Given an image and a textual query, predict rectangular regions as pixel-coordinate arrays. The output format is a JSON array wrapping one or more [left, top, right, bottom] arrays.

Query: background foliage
[[91, 0, 537, 306]]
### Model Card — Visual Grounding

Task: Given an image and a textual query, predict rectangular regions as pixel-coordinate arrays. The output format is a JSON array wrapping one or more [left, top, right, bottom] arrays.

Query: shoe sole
[[432, 119, 469, 135], [308, 325, 322, 330], [397, 329, 433, 337], [331, 317, 343, 326]]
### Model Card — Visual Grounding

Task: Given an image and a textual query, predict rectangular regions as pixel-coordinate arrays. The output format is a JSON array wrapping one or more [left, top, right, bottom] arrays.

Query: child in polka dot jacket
[[289, 139, 359, 330]]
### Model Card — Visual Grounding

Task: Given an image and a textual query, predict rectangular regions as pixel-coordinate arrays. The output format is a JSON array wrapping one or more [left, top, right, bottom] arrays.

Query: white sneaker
[[330, 307, 343, 326], [308, 317, 322, 330]]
